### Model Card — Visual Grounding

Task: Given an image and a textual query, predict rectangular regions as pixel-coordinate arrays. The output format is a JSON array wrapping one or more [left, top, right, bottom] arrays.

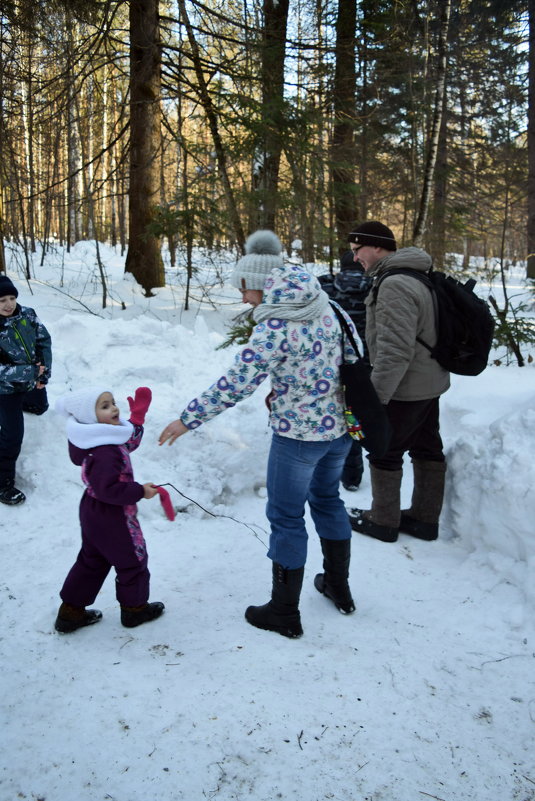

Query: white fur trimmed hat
[[230, 230, 284, 291], [55, 386, 109, 424]]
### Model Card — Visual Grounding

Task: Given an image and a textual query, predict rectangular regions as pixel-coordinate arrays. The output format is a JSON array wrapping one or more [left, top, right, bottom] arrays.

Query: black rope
[[158, 483, 268, 546]]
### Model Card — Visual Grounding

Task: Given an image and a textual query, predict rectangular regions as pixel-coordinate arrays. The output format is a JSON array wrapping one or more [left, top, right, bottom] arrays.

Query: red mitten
[[156, 486, 175, 521], [127, 387, 152, 426]]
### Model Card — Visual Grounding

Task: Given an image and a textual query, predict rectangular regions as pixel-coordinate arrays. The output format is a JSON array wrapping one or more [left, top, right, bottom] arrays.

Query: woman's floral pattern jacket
[[180, 264, 358, 441]]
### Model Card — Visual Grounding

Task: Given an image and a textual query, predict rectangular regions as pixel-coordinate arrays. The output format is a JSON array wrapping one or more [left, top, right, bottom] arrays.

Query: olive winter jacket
[[365, 247, 450, 404]]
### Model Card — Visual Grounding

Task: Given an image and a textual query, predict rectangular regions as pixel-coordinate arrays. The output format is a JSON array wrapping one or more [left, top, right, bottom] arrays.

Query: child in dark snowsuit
[[318, 251, 372, 491], [54, 386, 165, 633], [0, 275, 51, 505]]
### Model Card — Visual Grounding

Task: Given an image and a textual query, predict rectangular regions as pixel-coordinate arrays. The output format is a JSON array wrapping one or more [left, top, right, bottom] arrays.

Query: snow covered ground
[[1, 241, 534, 801]]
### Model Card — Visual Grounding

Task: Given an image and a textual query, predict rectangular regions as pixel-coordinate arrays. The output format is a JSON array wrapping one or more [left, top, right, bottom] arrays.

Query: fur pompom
[[245, 230, 282, 256]]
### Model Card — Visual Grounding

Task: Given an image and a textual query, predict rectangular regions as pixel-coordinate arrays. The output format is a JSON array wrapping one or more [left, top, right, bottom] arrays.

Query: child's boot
[[0, 480, 26, 506], [55, 602, 103, 633], [120, 601, 165, 628]]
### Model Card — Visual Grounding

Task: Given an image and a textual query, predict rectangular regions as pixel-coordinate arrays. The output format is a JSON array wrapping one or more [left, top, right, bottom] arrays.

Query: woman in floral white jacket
[[160, 231, 359, 638]]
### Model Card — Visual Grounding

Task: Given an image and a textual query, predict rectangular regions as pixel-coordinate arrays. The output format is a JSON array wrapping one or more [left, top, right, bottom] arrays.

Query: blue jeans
[[0, 387, 49, 485], [266, 432, 353, 569]]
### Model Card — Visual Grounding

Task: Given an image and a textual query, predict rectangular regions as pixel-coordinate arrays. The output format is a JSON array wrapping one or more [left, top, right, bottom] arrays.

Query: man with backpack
[[318, 250, 372, 491], [347, 221, 450, 543]]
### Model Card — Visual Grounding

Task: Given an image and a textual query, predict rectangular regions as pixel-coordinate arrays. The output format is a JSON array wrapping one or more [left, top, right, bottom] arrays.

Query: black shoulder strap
[[373, 267, 432, 299], [329, 302, 363, 361]]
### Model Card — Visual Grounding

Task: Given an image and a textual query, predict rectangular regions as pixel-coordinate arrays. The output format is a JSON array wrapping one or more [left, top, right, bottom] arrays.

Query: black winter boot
[[399, 459, 446, 541], [0, 480, 26, 506], [349, 466, 402, 543], [245, 563, 304, 638], [314, 538, 355, 614], [55, 602, 103, 633], [121, 602, 165, 628]]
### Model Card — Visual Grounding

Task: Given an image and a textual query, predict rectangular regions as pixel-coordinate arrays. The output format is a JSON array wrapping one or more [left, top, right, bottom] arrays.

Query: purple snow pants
[[60, 494, 150, 608]]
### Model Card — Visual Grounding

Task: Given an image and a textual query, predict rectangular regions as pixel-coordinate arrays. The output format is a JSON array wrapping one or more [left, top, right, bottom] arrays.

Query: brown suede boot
[[55, 602, 103, 633], [399, 459, 447, 541], [349, 466, 402, 542], [120, 602, 165, 628]]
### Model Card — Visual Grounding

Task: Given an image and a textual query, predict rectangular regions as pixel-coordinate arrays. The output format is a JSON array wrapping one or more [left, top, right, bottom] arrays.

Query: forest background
[[0, 0, 532, 323]]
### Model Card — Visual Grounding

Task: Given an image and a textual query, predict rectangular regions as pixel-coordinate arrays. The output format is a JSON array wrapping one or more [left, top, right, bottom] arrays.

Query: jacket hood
[[372, 246, 432, 277], [253, 263, 330, 323], [69, 441, 89, 466]]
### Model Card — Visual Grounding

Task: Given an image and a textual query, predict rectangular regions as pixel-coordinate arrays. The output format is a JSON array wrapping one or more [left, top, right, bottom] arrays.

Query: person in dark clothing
[[0, 275, 51, 506], [54, 386, 165, 633], [346, 221, 449, 544], [318, 251, 372, 491]]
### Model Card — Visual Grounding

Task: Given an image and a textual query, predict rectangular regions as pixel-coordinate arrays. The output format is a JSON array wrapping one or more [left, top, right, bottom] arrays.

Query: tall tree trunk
[[23, 34, 36, 253], [331, 0, 357, 255], [0, 191, 6, 274], [528, 0, 535, 279], [251, 0, 289, 232], [177, 0, 245, 252], [66, 20, 81, 250], [357, 15, 369, 223], [0, 21, 6, 274], [124, 0, 165, 294], [413, 0, 451, 248], [430, 93, 448, 268]]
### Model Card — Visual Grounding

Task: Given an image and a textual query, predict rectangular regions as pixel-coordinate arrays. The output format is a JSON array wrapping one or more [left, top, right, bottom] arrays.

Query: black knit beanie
[[0, 275, 18, 298], [347, 221, 397, 251]]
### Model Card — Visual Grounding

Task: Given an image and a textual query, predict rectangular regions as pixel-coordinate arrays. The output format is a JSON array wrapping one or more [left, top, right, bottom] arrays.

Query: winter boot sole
[[0, 487, 26, 505], [121, 601, 165, 628], [399, 513, 438, 541], [349, 509, 398, 543], [245, 603, 303, 638]]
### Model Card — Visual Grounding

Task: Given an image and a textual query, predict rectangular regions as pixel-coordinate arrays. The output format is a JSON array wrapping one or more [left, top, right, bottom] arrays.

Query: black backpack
[[373, 267, 495, 376]]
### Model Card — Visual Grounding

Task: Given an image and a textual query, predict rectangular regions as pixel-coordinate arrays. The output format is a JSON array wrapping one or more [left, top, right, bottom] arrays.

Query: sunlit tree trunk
[[177, 0, 245, 252], [331, 0, 357, 255], [124, 0, 165, 293], [251, 0, 289, 232], [66, 20, 82, 249], [413, 0, 451, 247], [430, 95, 448, 267], [22, 33, 36, 253], [528, 0, 535, 279], [0, 20, 6, 273]]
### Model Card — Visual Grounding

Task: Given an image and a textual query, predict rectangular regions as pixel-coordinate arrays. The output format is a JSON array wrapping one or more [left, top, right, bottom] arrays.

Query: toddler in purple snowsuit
[[54, 386, 165, 633]]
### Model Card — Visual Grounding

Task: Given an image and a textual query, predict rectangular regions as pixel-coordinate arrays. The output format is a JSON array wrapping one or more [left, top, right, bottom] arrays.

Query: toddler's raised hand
[[143, 482, 159, 499], [128, 387, 152, 425]]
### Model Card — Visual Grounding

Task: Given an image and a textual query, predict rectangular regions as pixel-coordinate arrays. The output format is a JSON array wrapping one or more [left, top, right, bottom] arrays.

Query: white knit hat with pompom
[[230, 230, 284, 291]]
